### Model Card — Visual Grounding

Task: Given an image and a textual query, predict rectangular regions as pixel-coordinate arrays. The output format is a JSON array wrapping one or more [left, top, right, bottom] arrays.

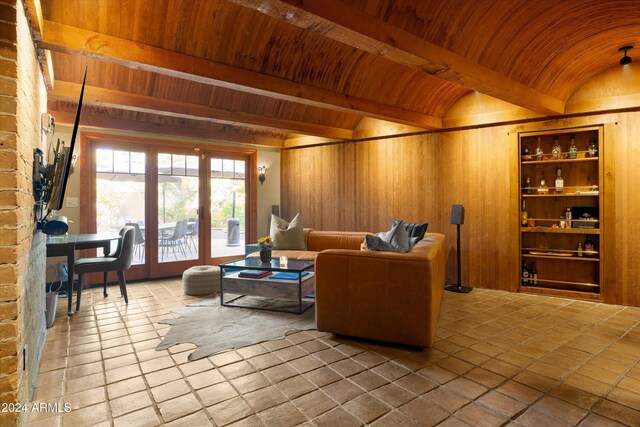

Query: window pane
[[186, 155, 199, 177], [223, 159, 234, 179], [130, 152, 146, 174], [113, 150, 130, 173], [234, 160, 245, 179], [172, 154, 186, 176], [158, 153, 171, 175], [210, 158, 222, 178], [96, 148, 113, 172]]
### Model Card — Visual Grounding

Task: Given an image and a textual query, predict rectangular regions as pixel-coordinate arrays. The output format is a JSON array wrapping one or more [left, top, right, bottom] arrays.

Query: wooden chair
[[74, 226, 135, 311]]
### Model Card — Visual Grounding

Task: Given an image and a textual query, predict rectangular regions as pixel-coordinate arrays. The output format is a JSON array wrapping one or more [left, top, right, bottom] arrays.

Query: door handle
[[199, 207, 204, 220]]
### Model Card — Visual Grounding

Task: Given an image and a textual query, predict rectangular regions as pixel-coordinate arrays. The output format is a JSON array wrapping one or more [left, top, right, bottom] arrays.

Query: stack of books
[[238, 270, 272, 279]]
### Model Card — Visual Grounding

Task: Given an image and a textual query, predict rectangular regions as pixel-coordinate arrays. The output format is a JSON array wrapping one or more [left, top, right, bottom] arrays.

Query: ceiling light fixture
[[619, 45, 633, 65]]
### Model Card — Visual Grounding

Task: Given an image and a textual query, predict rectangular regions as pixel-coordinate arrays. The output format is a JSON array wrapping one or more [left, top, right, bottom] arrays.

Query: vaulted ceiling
[[27, 0, 640, 147]]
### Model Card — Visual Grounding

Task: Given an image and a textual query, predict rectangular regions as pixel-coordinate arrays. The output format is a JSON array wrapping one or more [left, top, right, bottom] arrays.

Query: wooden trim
[[602, 123, 616, 304], [41, 20, 442, 129], [51, 81, 353, 139]]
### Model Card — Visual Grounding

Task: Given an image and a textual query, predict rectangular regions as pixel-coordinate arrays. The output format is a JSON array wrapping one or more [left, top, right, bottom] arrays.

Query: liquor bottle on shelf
[[568, 135, 578, 159], [538, 175, 549, 194], [525, 177, 533, 194], [584, 237, 595, 257], [577, 242, 583, 257], [521, 200, 528, 227], [559, 214, 566, 228], [552, 136, 562, 159], [555, 168, 564, 194], [522, 261, 530, 286], [535, 137, 544, 161], [565, 207, 572, 227], [522, 146, 531, 161], [587, 138, 598, 158], [530, 263, 537, 286]]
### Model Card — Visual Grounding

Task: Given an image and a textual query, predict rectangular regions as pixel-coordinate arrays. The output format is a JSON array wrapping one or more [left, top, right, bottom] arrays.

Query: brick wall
[[0, 0, 47, 425]]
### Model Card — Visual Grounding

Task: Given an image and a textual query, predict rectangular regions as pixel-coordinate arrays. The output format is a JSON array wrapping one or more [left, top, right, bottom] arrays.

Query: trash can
[[45, 292, 58, 328]]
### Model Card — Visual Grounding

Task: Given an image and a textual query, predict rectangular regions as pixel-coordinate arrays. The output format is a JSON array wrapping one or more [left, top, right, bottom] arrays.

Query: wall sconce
[[258, 165, 267, 184]]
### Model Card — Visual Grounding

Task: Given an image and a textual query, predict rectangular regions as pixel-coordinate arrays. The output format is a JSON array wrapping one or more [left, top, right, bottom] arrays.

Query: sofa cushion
[[270, 213, 306, 250], [307, 231, 371, 251], [365, 220, 411, 253], [392, 219, 428, 242], [247, 250, 318, 261]]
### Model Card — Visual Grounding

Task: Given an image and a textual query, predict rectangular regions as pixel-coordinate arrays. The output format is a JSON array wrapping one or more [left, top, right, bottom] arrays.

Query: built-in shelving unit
[[518, 126, 603, 299]]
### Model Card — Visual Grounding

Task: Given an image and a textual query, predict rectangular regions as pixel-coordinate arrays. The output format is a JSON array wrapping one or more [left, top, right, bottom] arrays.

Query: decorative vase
[[259, 249, 272, 263]]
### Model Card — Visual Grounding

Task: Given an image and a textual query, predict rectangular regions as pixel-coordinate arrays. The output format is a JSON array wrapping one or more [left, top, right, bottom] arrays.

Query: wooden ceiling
[[27, 0, 640, 147]]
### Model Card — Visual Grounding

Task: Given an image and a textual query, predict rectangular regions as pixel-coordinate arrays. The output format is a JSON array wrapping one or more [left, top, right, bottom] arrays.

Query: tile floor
[[28, 280, 640, 426]]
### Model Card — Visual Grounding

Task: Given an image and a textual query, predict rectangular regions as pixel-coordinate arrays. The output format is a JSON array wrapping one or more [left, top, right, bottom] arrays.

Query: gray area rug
[[156, 296, 316, 361]]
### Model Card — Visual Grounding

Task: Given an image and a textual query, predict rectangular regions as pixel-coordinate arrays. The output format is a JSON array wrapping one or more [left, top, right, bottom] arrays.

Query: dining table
[[46, 233, 121, 316]]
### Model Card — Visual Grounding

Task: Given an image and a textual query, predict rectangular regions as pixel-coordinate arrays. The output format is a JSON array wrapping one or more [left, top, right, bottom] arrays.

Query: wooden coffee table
[[219, 257, 315, 314]]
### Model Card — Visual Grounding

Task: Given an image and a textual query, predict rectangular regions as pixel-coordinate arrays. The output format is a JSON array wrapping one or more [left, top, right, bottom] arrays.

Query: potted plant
[[257, 236, 273, 263]]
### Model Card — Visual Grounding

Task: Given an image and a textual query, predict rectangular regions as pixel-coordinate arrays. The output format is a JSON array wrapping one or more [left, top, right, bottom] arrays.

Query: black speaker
[[451, 204, 464, 225], [271, 205, 280, 217]]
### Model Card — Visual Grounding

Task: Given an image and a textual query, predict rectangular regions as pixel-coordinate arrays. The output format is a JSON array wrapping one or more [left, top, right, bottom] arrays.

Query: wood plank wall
[[281, 112, 640, 306]]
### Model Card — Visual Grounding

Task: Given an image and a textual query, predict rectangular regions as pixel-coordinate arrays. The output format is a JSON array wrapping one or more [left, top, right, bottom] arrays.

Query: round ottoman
[[182, 265, 221, 296]]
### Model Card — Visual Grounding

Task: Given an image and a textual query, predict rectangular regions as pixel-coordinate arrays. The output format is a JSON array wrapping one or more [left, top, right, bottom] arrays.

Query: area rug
[[156, 296, 316, 361]]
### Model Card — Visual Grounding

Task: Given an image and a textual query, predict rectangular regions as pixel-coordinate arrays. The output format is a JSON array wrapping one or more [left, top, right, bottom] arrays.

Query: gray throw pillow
[[270, 213, 306, 250], [365, 220, 411, 253]]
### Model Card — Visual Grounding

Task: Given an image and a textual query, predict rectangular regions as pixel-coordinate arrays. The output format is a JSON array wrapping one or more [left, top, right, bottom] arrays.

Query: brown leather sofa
[[315, 233, 445, 348], [249, 230, 446, 348]]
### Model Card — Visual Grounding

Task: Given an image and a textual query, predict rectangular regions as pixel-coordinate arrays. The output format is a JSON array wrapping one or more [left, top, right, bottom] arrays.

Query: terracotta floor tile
[[257, 402, 307, 427], [292, 389, 337, 418], [61, 402, 110, 426], [515, 408, 570, 427], [140, 355, 175, 374], [534, 395, 589, 425], [145, 366, 183, 388], [246, 353, 282, 370], [513, 370, 558, 392], [350, 370, 389, 391], [197, 381, 239, 407], [261, 339, 292, 352], [606, 387, 640, 411], [322, 379, 365, 404], [313, 407, 362, 427], [578, 413, 626, 427], [105, 364, 143, 384], [186, 369, 226, 390], [298, 339, 330, 354], [109, 389, 153, 418], [262, 363, 298, 384], [351, 351, 389, 368], [481, 359, 521, 378], [372, 383, 416, 408], [178, 358, 214, 376], [399, 397, 449, 426], [164, 410, 212, 426], [576, 364, 622, 385], [288, 355, 324, 374], [242, 386, 287, 412], [113, 407, 161, 427], [477, 390, 527, 418], [235, 343, 269, 359], [423, 386, 470, 413], [151, 379, 192, 403], [313, 348, 348, 364], [275, 375, 316, 399], [372, 361, 412, 382], [274, 345, 307, 362], [455, 402, 510, 427], [394, 372, 438, 395], [343, 394, 391, 424], [550, 383, 600, 410], [159, 392, 203, 423], [65, 371, 105, 394], [594, 399, 640, 426], [330, 358, 367, 378], [65, 386, 106, 410], [218, 361, 257, 380], [67, 351, 102, 367], [445, 377, 488, 400], [230, 372, 270, 394], [564, 373, 612, 397], [207, 396, 254, 426], [209, 350, 243, 367], [103, 353, 138, 371], [463, 367, 506, 388], [418, 365, 457, 384]]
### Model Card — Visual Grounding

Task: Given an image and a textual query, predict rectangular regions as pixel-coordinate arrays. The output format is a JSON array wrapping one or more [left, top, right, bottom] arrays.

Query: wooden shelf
[[522, 193, 599, 198], [522, 253, 599, 262], [520, 157, 598, 165], [521, 227, 600, 234], [520, 286, 602, 301]]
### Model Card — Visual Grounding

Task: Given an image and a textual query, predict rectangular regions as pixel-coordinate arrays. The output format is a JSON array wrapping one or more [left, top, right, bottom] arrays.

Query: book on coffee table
[[238, 270, 272, 279], [270, 271, 311, 280]]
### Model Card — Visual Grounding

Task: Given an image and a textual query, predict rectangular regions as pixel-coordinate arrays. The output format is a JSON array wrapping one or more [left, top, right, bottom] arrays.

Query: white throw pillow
[[270, 213, 306, 250]]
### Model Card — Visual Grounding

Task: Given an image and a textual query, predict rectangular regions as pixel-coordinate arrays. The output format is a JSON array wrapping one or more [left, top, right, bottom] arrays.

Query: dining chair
[[125, 222, 145, 261], [158, 220, 187, 260], [185, 218, 199, 252], [74, 226, 135, 311]]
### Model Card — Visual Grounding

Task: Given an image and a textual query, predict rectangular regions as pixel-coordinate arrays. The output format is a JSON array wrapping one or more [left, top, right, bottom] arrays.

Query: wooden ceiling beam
[[40, 20, 442, 130], [50, 80, 354, 139], [48, 108, 285, 148], [232, 0, 566, 116]]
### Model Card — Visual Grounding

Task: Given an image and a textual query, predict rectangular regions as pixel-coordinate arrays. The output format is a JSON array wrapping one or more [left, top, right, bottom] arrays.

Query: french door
[[82, 133, 256, 282]]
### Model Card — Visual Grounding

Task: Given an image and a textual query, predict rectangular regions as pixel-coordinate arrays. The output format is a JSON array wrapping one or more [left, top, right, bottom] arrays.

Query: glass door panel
[[210, 157, 246, 258], [157, 153, 200, 263], [95, 148, 147, 265]]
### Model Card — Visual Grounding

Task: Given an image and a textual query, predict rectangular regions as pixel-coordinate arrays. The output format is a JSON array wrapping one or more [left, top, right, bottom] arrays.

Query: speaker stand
[[445, 223, 473, 293]]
